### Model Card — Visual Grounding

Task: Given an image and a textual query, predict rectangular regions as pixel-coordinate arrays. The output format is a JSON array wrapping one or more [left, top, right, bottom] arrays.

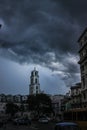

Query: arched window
[[36, 86, 38, 90]]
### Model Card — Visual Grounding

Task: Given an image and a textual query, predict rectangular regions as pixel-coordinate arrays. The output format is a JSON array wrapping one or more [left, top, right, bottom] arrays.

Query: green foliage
[[6, 102, 19, 116], [27, 93, 53, 116]]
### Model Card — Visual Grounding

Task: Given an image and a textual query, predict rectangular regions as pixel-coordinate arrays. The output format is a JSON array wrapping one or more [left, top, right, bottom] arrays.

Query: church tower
[[29, 68, 40, 95]]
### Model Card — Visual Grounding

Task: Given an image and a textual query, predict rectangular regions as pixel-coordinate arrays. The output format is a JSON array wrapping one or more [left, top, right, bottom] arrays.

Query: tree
[[27, 93, 53, 117], [6, 102, 19, 117]]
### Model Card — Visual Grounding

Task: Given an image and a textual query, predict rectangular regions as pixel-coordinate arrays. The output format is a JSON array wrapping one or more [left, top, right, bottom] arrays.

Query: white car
[[38, 118, 48, 123]]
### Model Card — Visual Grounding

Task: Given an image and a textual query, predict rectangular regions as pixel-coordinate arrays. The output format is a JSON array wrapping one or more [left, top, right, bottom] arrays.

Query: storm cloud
[[0, 0, 86, 93]]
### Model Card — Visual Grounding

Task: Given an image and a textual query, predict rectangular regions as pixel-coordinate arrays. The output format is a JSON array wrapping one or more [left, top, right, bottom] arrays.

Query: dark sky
[[0, 0, 86, 95]]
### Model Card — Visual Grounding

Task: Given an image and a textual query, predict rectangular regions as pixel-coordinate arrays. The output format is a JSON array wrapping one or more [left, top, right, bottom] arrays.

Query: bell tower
[[29, 68, 40, 95]]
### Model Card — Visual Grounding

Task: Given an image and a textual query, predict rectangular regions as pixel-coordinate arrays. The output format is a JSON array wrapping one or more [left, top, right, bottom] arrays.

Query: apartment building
[[78, 28, 87, 107]]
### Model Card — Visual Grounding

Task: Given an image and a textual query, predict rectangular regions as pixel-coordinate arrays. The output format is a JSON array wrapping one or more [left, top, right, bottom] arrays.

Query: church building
[[29, 68, 40, 95]]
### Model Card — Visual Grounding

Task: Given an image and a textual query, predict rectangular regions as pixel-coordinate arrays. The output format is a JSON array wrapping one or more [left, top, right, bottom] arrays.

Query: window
[[83, 93, 86, 100], [36, 90, 38, 94], [35, 71, 38, 76], [36, 86, 38, 90], [31, 78, 33, 84], [35, 78, 37, 83], [81, 65, 84, 73], [82, 77, 85, 88], [31, 71, 34, 76]]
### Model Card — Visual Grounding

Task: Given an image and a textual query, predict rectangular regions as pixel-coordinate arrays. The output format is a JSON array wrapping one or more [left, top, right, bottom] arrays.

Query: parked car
[[38, 117, 49, 123], [55, 122, 80, 130], [13, 118, 31, 125]]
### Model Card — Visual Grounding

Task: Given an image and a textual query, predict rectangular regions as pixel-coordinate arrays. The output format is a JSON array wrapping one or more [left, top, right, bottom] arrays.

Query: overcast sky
[[0, 0, 86, 95]]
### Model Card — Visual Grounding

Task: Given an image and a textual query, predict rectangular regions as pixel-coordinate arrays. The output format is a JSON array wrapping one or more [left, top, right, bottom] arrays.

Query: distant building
[[21, 95, 28, 102], [0, 102, 6, 114], [70, 83, 81, 108], [29, 68, 40, 95], [14, 95, 22, 103], [6, 95, 14, 102], [78, 28, 87, 107], [61, 93, 71, 111], [50, 95, 64, 118], [0, 94, 6, 102]]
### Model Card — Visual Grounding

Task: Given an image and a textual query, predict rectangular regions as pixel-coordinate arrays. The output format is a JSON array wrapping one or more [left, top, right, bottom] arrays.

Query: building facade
[[78, 28, 87, 107], [29, 68, 40, 95], [70, 83, 81, 108], [50, 94, 64, 119]]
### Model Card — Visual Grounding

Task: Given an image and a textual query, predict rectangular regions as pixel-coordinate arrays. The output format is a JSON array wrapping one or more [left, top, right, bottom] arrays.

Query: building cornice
[[78, 42, 87, 53], [78, 28, 87, 42]]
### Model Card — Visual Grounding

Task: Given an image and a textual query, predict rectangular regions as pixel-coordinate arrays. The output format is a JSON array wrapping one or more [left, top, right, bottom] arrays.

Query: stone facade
[[78, 28, 87, 107]]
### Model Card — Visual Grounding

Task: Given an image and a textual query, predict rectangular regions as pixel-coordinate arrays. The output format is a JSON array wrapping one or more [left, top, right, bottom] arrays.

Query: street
[[0, 121, 55, 130]]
